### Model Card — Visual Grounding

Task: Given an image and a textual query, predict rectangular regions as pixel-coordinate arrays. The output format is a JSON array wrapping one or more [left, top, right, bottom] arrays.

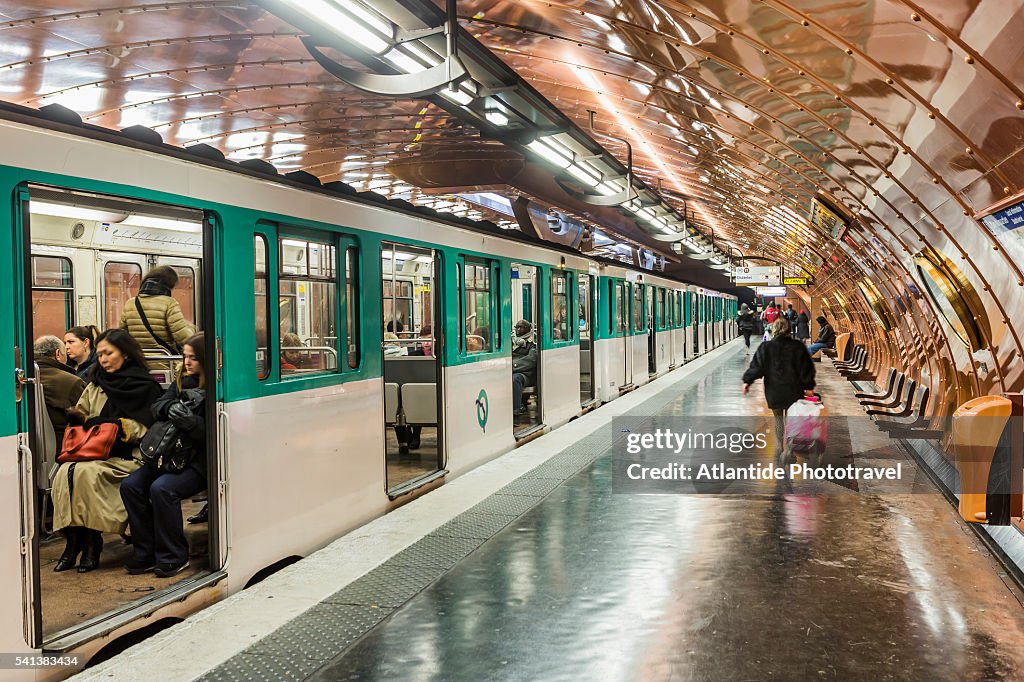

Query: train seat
[[401, 383, 437, 425], [384, 383, 400, 425]]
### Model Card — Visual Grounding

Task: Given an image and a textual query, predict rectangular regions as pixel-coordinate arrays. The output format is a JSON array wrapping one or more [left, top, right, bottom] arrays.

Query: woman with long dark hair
[[120, 334, 208, 578], [52, 329, 163, 573], [64, 325, 99, 380]]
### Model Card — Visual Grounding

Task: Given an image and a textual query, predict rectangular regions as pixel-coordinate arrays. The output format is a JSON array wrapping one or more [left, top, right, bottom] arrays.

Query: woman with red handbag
[[52, 329, 163, 573]]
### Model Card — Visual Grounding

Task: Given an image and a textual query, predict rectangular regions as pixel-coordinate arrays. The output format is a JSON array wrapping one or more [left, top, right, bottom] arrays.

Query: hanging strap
[[135, 297, 178, 354]]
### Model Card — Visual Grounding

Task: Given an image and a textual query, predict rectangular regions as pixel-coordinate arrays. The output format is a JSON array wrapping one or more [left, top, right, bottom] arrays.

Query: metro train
[[0, 105, 736, 669]]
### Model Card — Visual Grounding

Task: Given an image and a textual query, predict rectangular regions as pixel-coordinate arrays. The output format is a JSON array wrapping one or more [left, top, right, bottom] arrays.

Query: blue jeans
[[121, 465, 206, 565], [807, 342, 828, 356], [513, 373, 527, 414]]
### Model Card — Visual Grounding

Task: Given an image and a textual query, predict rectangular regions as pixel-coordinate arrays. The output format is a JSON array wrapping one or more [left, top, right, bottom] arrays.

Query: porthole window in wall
[[856, 280, 893, 332], [914, 248, 987, 351]]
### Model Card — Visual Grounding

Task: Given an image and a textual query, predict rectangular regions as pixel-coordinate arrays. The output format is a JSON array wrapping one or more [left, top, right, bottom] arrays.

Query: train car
[[0, 110, 735, 669]]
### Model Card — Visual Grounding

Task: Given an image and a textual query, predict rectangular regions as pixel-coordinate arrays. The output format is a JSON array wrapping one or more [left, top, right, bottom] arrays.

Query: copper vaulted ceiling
[[3, 4, 1024, 344]]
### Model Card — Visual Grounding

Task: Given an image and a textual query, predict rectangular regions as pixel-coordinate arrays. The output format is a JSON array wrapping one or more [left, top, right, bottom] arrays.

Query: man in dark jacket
[[512, 320, 538, 417], [34, 335, 85, 453], [742, 319, 816, 456], [807, 316, 837, 356]]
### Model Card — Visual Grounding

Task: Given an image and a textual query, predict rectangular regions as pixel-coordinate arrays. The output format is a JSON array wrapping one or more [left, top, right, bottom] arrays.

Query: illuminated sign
[[733, 265, 782, 286], [755, 286, 787, 297], [783, 277, 808, 285], [810, 198, 847, 240]]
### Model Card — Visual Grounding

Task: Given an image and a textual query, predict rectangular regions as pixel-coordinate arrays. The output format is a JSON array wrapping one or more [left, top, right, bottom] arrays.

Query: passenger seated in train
[[471, 326, 491, 352], [807, 316, 836, 356], [280, 332, 303, 372], [512, 320, 539, 417], [64, 325, 99, 380], [383, 331, 406, 356], [121, 334, 207, 578], [35, 335, 85, 454], [386, 319, 405, 334], [53, 329, 163, 573], [120, 265, 196, 367], [407, 324, 432, 357]]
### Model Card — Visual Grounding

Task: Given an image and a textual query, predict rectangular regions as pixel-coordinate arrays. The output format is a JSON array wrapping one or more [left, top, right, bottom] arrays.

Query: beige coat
[[119, 294, 195, 356], [51, 384, 148, 534]]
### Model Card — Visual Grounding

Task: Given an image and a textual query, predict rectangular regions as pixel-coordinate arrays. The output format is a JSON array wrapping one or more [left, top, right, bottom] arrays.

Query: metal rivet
[[911, 13, 921, 21], [965, 147, 973, 154], [927, 112, 935, 119], [801, 20, 809, 26], [1004, 186, 1012, 194], [1017, 101, 1023, 110], [885, 78, 894, 85], [964, 55, 974, 64]]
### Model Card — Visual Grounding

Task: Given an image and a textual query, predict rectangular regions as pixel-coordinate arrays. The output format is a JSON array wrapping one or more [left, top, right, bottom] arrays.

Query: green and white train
[[0, 105, 736, 673]]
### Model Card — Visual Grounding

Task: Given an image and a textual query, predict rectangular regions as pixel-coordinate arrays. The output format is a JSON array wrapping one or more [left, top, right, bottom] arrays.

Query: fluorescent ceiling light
[[283, 0, 392, 54], [120, 214, 203, 233], [567, 162, 602, 188], [440, 87, 474, 105], [527, 139, 572, 169], [485, 110, 509, 126], [30, 200, 126, 223]]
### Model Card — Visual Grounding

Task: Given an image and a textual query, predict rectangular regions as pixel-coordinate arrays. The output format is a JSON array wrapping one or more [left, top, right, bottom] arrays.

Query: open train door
[[10, 186, 43, 648]]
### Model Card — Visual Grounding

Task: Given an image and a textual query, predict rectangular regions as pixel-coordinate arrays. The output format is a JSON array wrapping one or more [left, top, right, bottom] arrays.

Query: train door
[[578, 273, 596, 406], [381, 242, 444, 495], [647, 286, 657, 375], [511, 263, 542, 433], [15, 184, 219, 648]]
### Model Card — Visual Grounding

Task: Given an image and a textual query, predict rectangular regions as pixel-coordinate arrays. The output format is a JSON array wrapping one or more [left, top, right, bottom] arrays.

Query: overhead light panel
[[281, 0, 392, 54]]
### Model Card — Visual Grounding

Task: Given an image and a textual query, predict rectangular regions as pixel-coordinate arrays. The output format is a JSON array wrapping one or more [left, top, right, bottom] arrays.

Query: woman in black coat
[[742, 319, 816, 457], [795, 311, 810, 343], [120, 334, 207, 579]]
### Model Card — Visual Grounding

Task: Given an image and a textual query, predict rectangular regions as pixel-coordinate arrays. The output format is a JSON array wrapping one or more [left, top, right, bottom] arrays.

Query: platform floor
[[81, 340, 1024, 681]]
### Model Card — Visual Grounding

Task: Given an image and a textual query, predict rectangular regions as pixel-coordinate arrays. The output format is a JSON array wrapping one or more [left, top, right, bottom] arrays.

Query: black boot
[[76, 530, 103, 573], [54, 528, 82, 572]]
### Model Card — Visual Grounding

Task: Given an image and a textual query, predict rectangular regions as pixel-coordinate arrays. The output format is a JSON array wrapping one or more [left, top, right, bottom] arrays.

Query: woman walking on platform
[[741, 319, 816, 458], [736, 303, 757, 353]]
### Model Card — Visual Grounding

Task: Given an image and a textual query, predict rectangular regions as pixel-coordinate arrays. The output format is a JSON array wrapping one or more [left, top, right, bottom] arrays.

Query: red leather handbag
[[57, 423, 120, 463]]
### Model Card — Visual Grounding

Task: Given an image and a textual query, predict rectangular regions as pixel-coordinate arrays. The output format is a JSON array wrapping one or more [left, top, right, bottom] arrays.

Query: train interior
[[578, 273, 595, 407], [381, 242, 443, 495], [511, 263, 542, 434], [22, 185, 214, 644]]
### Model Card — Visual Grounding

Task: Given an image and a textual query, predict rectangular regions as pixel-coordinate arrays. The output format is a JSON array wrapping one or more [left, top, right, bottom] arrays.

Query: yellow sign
[[783, 277, 808, 285]]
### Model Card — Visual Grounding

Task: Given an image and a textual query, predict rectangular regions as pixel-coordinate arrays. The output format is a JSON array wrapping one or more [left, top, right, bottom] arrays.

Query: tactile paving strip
[[385, 535, 485, 569], [324, 564, 447, 608], [429, 512, 520, 540], [199, 346, 742, 680]]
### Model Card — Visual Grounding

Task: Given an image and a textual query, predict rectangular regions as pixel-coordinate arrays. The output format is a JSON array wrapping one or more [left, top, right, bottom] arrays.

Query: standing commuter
[[784, 304, 797, 333], [795, 311, 810, 345], [807, 316, 837, 356], [742, 319, 816, 458], [120, 334, 208, 578], [736, 303, 757, 354], [120, 266, 195, 368], [760, 302, 780, 341]]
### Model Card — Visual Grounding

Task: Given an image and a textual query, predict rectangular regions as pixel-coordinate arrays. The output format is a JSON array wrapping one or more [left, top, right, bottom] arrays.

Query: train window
[[103, 261, 141, 330], [255, 235, 270, 380], [345, 246, 360, 369], [615, 282, 627, 334], [463, 258, 492, 353], [856, 280, 892, 332], [551, 271, 569, 341], [278, 237, 338, 376], [632, 284, 645, 332], [914, 248, 986, 350], [169, 265, 196, 324], [383, 278, 414, 332], [658, 288, 666, 329], [31, 255, 74, 339]]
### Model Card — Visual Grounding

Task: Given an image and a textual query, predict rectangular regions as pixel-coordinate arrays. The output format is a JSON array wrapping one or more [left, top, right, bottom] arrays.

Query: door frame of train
[[13, 185, 43, 646], [12, 182, 225, 650], [380, 242, 445, 496], [578, 271, 597, 407]]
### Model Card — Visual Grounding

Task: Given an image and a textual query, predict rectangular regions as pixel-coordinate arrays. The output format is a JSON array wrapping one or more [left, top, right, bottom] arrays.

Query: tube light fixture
[[527, 139, 572, 169], [29, 200, 126, 224], [282, 0, 392, 54], [119, 214, 203, 233], [485, 110, 509, 126], [566, 162, 602, 188]]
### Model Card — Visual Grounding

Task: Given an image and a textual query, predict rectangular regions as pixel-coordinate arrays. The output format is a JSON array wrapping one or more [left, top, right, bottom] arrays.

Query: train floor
[[81, 340, 1024, 681]]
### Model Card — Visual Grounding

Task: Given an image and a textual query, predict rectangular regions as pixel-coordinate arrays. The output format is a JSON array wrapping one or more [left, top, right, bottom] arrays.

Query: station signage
[[810, 197, 848, 240], [783, 276, 808, 285], [734, 265, 782, 286], [755, 286, 787, 297]]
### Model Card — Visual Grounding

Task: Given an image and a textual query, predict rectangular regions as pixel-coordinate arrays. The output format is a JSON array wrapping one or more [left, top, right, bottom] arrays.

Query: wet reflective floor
[[311, 344, 1024, 680]]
